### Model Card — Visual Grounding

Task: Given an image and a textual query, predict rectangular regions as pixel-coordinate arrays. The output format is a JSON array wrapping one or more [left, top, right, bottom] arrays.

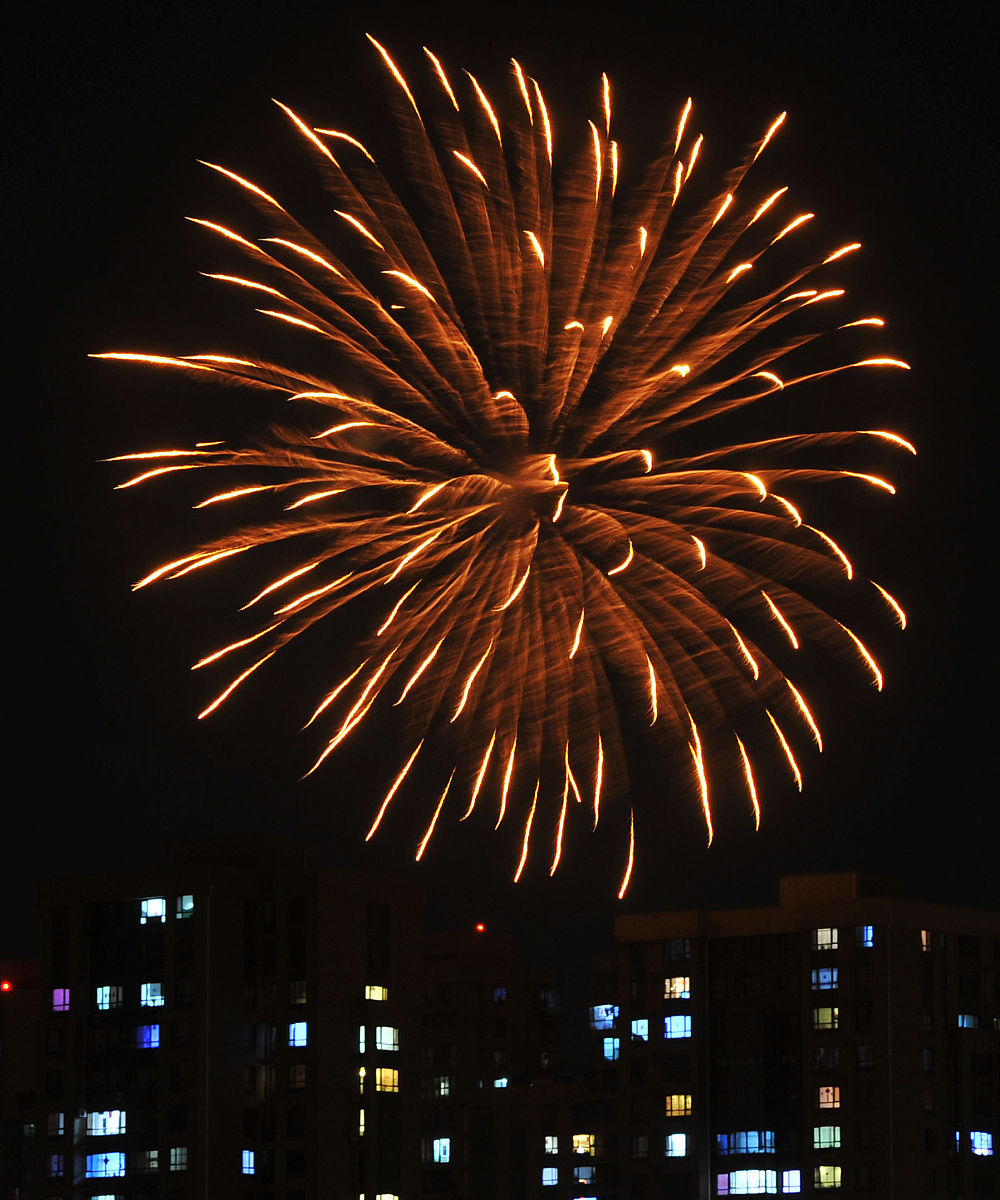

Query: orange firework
[[98, 41, 912, 895]]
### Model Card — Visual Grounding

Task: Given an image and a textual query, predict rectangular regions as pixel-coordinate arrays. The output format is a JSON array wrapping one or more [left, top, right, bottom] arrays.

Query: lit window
[[957, 1014, 979, 1029], [813, 1125, 841, 1149], [134, 1148, 158, 1173], [359, 1107, 365, 1135], [666, 1132, 687, 1157], [365, 984, 389, 1001], [603, 1036, 620, 1061], [971, 1131, 994, 1156], [433, 1137, 451, 1163], [811, 968, 838, 990], [573, 1133, 596, 1155], [242, 1149, 255, 1175], [358, 1066, 366, 1093], [47, 1112, 65, 1136], [589, 1003, 618, 1029], [665, 1014, 692, 1039], [87, 1110, 126, 1136], [137, 1024, 160, 1049], [781, 1169, 801, 1192], [96, 986, 123, 1011], [716, 1169, 778, 1194], [666, 1094, 692, 1116], [176, 894, 194, 918], [48, 1153, 64, 1177], [493, 1076, 508, 1088], [542, 1167, 558, 1186], [140, 897, 165, 924], [812, 927, 838, 951], [544, 1135, 559, 1155], [494, 986, 508, 1002], [631, 1018, 648, 1041], [717, 1131, 775, 1155], [574, 1164, 594, 1182], [289, 1021, 308, 1047], [812, 1007, 838, 1030], [814, 1164, 841, 1188], [431, 1075, 450, 1097], [921, 929, 930, 952], [856, 925, 874, 948], [86, 1153, 126, 1178], [169, 1146, 188, 1172], [665, 975, 691, 999], [140, 982, 164, 1007], [817, 1086, 839, 1108], [375, 1025, 398, 1052], [52, 987, 70, 1012], [376, 1067, 398, 1093], [359, 1025, 366, 1053]]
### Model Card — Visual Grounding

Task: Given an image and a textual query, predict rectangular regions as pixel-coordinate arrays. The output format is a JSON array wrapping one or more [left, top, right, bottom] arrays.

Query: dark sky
[[11, 1, 995, 959]]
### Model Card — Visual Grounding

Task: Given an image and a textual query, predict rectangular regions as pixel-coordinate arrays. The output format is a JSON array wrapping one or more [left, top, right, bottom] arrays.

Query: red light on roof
[[0, 980, 11, 992], [474, 922, 486, 933]]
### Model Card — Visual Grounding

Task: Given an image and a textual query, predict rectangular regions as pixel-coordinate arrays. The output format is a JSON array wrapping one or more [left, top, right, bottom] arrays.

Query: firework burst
[[98, 40, 911, 895]]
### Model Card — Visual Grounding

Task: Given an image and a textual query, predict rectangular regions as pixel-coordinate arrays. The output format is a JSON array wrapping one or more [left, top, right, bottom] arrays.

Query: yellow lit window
[[815, 1164, 842, 1188], [365, 985, 389, 1001], [572, 1133, 595, 1155], [812, 1006, 839, 1030], [375, 1067, 399, 1093], [664, 976, 691, 999], [665, 1094, 692, 1116], [817, 1085, 840, 1109]]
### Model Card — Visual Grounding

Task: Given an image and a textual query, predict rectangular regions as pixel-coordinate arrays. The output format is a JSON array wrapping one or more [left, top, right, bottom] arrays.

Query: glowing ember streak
[[761, 591, 799, 649], [674, 97, 692, 152], [199, 161, 286, 209], [92, 352, 212, 370], [452, 150, 489, 188], [711, 193, 734, 226], [872, 582, 906, 629], [806, 525, 853, 579], [823, 242, 861, 263], [786, 680, 823, 751], [565, 744, 582, 805], [843, 471, 896, 494], [639, 225, 648, 256], [424, 47, 459, 110], [589, 121, 602, 202], [602, 72, 611, 134], [466, 70, 502, 144], [736, 736, 761, 828], [497, 738, 517, 828], [569, 610, 584, 659], [753, 111, 786, 160], [766, 710, 802, 790], [257, 310, 326, 334], [195, 485, 272, 507], [743, 472, 768, 499], [841, 317, 884, 328], [199, 652, 276, 719], [335, 210, 385, 248], [377, 583, 419, 636], [593, 736, 604, 828], [771, 494, 802, 525], [617, 810, 635, 899], [464, 731, 496, 819], [305, 661, 368, 728], [646, 656, 659, 724], [524, 230, 545, 267], [242, 562, 319, 610], [202, 274, 285, 298], [564, 320, 584, 332], [263, 239, 343, 276], [452, 644, 492, 720], [513, 781, 539, 882], [495, 565, 531, 611], [408, 481, 449, 513], [312, 421, 372, 439], [415, 770, 455, 860], [193, 624, 279, 669], [608, 540, 633, 575], [510, 59, 532, 121], [727, 263, 753, 283], [726, 621, 760, 681], [771, 213, 813, 243], [285, 489, 343, 509], [274, 573, 352, 615], [386, 529, 443, 581], [688, 719, 713, 843], [751, 187, 788, 225], [532, 79, 552, 163], [837, 623, 883, 690], [684, 134, 702, 181], [116, 463, 208, 488], [692, 536, 707, 569], [367, 34, 421, 119], [313, 128, 376, 162], [864, 430, 916, 454], [383, 269, 437, 302], [611, 141, 619, 194], [365, 740, 424, 841], [395, 638, 444, 704], [552, 490, 567, 522], [549, 774, 569, 875]]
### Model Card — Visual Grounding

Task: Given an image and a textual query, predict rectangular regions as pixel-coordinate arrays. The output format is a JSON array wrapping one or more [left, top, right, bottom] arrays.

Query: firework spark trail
[[99, 42, 912, 895]]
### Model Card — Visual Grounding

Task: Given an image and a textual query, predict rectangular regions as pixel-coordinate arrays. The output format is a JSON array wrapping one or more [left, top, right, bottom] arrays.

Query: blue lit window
[[140, 982, 164, 1007], [494, 986, 508, 1002], [781, 1169, 801, 1192], [289, 1021, 308, 1047], [603, 1036, 620, 1061], [48, 1153, 64, 1178], [957, 1014, 979, 1029], [493, 1076, 508, 1088], [574, 1165, 594, 1182], [242, 1150, 255, 1175], [433, 1137, 450, 1163], [137, 1024, 160, 1049], [971, 1131, 994, 1156], [589, 1003, 618, 1030], [717, 1131, 775, 1155], [169, 1146, 187, 1172], [47, 1113, 64, 1136], [176, 894, 194, 918], [666, 1132, 687, 1157], [375, 1025, 398, 1051], [140, 898, 165, 924], [631, 1018, 648, 1041], [542, 1167, 558, 1185], [665, 1014, 692, 1039], [87, 1110, 126, 1136], [810, 968, 838, 991], [86, 1153, 125, 1178], [716, 1169, 777, 1194], [856, 925, 874, 948], [51, 987, 70, 1012]]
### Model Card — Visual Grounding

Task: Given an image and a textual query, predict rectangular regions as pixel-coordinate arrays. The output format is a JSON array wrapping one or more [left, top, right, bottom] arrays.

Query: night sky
[[12, 1, 995, 961]]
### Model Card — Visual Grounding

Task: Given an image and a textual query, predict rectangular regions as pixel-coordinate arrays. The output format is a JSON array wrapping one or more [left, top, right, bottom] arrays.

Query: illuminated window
[[365, 984, 389, 1001], [359, 1025, 366, 1053], [813, 1125, 841, 1149], [289, 979, 307, 1005], [631, 1018, 648, 1041], [375, 1025, 398, 1052], [48, 1153, 64, 1178], [430, 1075, 450, 1097], [856, 925, 874, 948], [544, 1135, 559, 1155], [666, 1132, 687, 1157], [140, 897, 165, 924], [169, 1146, 188, 1172], [140, 982, 164, 1007], [242, 1150, 255, 1175], [716, 1169, 777, 1194], [376, 1067, 398, 1093], [136, 1024, 160, 1049], [573, 1133, 596, 1155], [428, 1137, 449, 1164], [811, 968, 838, 990], [86, 1153, 125, 1178], [574, 1165, 594, 1182], [665, 1014, 692, 1039], [358, 1107, 365, 1135], [812, 927, 838, 951], [542, 1167, 558, 1185], [51, 987, 70, 1012], [921, 929, 931, 952], [87, 1110, 126, 1136], [812, 1007, 838, 1030], [717, 1131, 775, 1155], [665, 975, 691, 999], [96, 986, 123, 1011], [47, 1112, 64, 1137], [781, 1169, 801, 1192], [589, 1003, 618, 1029], [135, 1149, 158, 1173], [971, 1131, 994, 1156], [493, 1076, 508, 1088], [494, 986, 508, 1002], [288, 1021, 308, 1047], [603, 1036, 620, 1060], [176, 893, 194, 918], [814, 1165, 841, 1188], [957, 1013, 979, 1028], [666, 1094, 692, 1116], [817, 1086, 840, 1108]]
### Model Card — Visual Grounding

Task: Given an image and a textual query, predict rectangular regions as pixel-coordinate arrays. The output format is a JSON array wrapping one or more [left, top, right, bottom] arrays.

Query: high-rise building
[[1, 955, 41, 1199]]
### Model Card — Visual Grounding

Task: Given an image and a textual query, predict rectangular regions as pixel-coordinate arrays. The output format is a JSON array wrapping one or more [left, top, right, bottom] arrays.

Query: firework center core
[[501, 453, 568, 521]]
